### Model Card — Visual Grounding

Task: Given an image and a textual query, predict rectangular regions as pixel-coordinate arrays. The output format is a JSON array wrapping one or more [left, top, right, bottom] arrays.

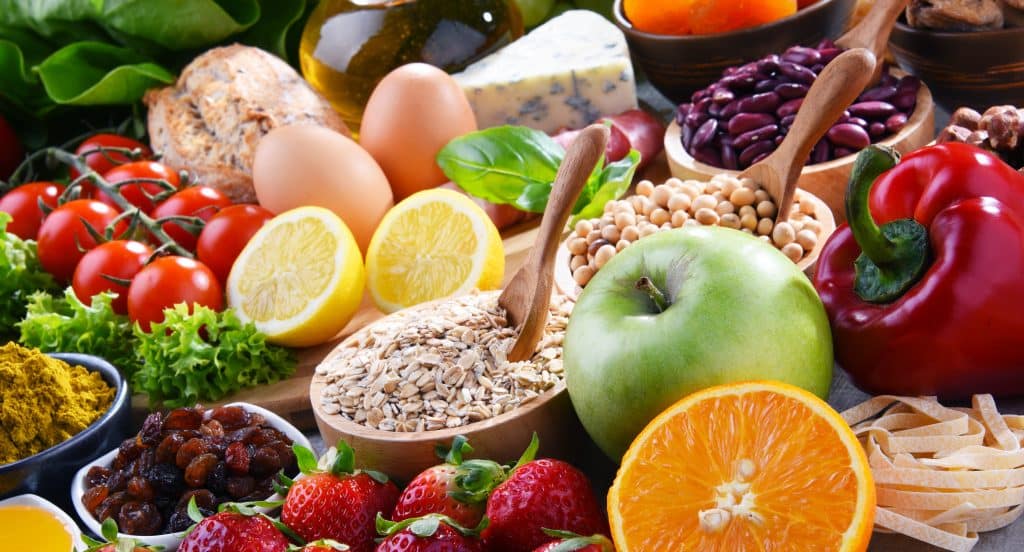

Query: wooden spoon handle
[[770, 48, 877, 217], [836, 0, 909, 59]]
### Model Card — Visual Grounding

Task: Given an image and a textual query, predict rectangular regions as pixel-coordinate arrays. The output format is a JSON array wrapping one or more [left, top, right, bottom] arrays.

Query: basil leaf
[[571, 149, 641, 225], [100, 0, 260, 54], [36, 41, 174, 105], [238, 0, 310, 61], [438, 126, 565, 210]]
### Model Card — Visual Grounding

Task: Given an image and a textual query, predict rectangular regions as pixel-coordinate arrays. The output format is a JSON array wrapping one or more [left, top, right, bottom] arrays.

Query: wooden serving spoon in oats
[[501, 123, 610, 362]]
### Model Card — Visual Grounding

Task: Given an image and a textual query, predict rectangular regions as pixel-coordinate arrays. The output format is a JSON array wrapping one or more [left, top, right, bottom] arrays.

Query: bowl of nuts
[[554, 174, 836, 299], [665, 41, 935, 219], [937, 105, 1024, 172], [311, 290, 588, 482], [71, 402, 310, 550]]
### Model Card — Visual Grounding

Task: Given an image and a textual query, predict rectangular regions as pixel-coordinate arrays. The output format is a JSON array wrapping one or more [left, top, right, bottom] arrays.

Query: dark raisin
[[175, 438, 208, 469], [162, 407, 203, 431], [270, 441, 296, 475], [209, 406, 250, 430], [94, 491, 128, 524], [224, 442, 250, 475], [225, 476, 255, 498], [139, 412, 164, 446], [130, 449, 155, 477], [248, 428, 278, 447], [250, 446, 281, 478], [85, 466, 112, 488], [127, 476, 156, 501], [227, 426, 258, 444], [242, 478, 274, 502], [184, 453, 220, 488], [117, 501, 162, 535], [200, 419, 225, 438], [177, 488, 217, 510], [156, 433, 187, 464], [206, 462, 228, 495], [115, 438, 143, 468], [146, 463, 184, 496], [82, 485, 109, 514], [165, 509, 193, 533], [249, 412, 266, 426], [106, 470, 128, 493]]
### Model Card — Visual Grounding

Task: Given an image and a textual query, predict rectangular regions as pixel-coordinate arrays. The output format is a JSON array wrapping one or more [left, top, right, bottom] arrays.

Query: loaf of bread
[[145, 44, 348, 203]]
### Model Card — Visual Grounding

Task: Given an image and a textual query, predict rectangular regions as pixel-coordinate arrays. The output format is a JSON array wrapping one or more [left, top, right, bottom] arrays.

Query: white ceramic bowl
[[0, 493, 83, 551], [71, 402, 311, 551]]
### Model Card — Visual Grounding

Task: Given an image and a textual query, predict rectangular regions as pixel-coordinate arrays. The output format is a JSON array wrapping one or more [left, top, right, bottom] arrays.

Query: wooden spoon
[[835, 0, 910, 82], [740, 48, 877, 223], [501, 124, 610, 362]]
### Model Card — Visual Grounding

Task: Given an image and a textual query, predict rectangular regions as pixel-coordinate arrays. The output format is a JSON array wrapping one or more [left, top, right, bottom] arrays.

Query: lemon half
[[227, 206, 365, 347], [366, 189, 504, 313]]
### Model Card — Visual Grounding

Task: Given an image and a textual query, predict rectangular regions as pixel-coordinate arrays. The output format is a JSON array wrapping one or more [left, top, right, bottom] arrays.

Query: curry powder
[[0, 342, 115, 464]]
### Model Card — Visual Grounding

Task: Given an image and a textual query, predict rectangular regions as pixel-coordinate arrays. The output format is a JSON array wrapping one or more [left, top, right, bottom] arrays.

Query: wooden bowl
[[889, 20, 1024, 112], [664, 81, 935, 222], [310, 292, 587, 483], [553, 195, 836, 300], [612, 0, 857, 103]]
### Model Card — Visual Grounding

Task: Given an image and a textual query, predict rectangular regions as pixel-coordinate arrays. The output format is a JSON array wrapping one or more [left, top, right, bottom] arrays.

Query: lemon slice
[[366, 188, 504, 313], [227, 206, 365, 347]]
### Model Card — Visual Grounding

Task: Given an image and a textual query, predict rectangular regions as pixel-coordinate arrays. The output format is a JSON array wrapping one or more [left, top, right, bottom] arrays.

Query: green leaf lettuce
[[0, 212, 58, 335]]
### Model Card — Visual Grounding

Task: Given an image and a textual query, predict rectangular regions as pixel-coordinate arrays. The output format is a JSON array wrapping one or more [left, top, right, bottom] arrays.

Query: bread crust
[[145, 44, 349, 203]]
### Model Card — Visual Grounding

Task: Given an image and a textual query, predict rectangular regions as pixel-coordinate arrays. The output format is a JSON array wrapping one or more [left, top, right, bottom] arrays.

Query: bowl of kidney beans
[[665, 39, 935, 218], [71, 402, 311, 548]]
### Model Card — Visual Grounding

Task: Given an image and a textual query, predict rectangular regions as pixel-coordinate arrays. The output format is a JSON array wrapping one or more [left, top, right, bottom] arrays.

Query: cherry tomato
[[37, 199, 127, 282], [127, 256, 223, 332], [97, 161, 180, 214], [0, 181, 65, 239], [0, 114, 24, 180], [72, 240, 154, 314], [71, 134, 152, 184], [197, 204, 275, 283], [151, 186, 231, 251]]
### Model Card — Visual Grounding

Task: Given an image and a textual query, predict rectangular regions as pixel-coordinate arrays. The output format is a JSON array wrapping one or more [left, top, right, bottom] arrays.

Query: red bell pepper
[[814, 143, 1024, 398]]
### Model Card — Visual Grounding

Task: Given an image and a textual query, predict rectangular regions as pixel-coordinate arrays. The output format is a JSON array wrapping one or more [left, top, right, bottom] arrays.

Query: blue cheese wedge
[[453, 10, 638, 133]]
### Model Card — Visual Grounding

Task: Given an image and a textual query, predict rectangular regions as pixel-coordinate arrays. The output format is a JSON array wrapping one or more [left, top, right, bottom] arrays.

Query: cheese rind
[[453, 10, 638, 133]]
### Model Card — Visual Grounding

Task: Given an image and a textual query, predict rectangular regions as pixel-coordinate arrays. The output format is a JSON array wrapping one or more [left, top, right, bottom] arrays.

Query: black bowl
[[0, 353, 131, 511]]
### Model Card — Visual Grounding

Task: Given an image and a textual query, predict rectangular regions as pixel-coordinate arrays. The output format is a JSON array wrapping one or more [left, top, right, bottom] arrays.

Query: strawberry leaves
[[376, 513, 489, 538], [540, 529, 615, 552]]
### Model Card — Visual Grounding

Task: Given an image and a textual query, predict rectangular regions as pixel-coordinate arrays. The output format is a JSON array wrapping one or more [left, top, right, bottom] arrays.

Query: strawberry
[[532, 529, 616, 551], [280, 440, 399, 552], [481, 435, 610, 552], [291, 538, 350, 551], [80, 518, 160, 552], [178, 500, 290, 552], [392, 436, 506, 527], [375, 513, 487, 552]]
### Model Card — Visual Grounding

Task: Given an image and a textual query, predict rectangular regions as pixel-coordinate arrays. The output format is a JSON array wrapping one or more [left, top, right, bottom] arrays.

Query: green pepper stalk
[[845, 146, 930, 303]]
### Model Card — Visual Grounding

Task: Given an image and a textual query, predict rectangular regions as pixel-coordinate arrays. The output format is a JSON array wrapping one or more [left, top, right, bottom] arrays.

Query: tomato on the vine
[[73, 240, 154, 314], [71, 134, 152, 184], [197, 204, 275, 283], [0, 181, 65, 239], [127, 256, 223, 332], [37, 199, 127, 282], [97, 161, 180, 214], [151, 186, 231, 251]]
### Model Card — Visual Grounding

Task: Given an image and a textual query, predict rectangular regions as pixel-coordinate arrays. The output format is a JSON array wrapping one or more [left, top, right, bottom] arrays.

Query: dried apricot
[[625, 0, 798, 36], [623, 0, 693, 35]]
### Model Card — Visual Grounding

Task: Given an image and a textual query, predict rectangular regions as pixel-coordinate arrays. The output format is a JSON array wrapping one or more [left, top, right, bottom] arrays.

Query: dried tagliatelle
[[842, 395, 1024, 552]]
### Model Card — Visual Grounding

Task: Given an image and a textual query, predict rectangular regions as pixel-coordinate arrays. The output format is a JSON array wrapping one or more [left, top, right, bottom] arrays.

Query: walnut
[[936, 125, 974, 144], [967, 130, 991, 148], [980, 106, 1023, 151], [950, 107, 982, 131], [906, 0, 1005, 31]]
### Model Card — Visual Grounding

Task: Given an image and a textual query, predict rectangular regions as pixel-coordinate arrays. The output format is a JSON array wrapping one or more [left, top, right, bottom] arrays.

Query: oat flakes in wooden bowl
[[310, 290, 586, 482]]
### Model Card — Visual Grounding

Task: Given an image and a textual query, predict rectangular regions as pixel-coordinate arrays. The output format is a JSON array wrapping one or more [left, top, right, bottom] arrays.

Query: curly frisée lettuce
[[132, 304, 296, 408], [0, 213, 58, 335]]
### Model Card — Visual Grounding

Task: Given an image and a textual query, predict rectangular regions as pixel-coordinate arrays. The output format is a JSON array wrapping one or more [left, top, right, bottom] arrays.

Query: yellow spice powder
[[0, 343, 115, 464]]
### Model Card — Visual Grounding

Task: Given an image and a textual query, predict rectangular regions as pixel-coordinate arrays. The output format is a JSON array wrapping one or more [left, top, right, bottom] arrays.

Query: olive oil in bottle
[[300, 0, 523, 129]]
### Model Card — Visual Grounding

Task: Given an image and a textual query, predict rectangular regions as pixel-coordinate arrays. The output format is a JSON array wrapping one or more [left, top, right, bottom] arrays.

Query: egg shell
[[252, 125, 393, 251], [359, 63, 477, 201]]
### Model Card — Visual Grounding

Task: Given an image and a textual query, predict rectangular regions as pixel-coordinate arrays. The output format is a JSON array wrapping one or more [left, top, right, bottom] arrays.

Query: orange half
[[608, 381, 875, 552]]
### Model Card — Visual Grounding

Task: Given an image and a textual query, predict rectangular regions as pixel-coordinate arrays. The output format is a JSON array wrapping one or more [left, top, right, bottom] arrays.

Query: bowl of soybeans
[[554, 173, 836, 299]]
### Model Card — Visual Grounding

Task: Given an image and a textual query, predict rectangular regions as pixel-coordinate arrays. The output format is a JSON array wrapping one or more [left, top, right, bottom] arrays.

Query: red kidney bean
[[739, 140, 776, 166], [754, 79, 781, 93], [897, 75, 921, 95], [818, 47, 842, 64], [693, 147, 723, 167], [774, 135, 785, 145], [709, 103, 722, 118], [727, 112, 775, 136], [684, 109, 707, 129], [775, 82, 808, 99], [859, 86, 897, 102], [886, 113, 909, 134], [848, 117, 869, 128], [827, 123, 871, 150], [811, 64, 825, 74], [779, 61, 816, 84], [776, 98, 804, 119], [676, 103, 691, 126], [880, 72, 899, 87], [782, 46, 822, 67], [681, 123, 694, 149], [691, 88, 710, 103], [720, 100, 740, 120], [696, 97, 713, 113], [720, 142, 739, 170], [733, 124, 779, 150], [750, 151, 772, 165], [712, 88, 735, 105], [692, 118, 718, 150], [834, 147, 857, 158], [737, 92, 781, 114], [811, 140, 831, 164], [869, 122, 887, 138], [757, 56, 782, 76], [893, 92, 918, 111], [780, 114, 797, 128], [849, 101, 897, 120], [721, 73, 757, 90]]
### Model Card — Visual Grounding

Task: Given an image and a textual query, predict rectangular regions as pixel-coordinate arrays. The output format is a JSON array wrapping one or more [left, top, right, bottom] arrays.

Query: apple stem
[[635, 276, 668, 313]]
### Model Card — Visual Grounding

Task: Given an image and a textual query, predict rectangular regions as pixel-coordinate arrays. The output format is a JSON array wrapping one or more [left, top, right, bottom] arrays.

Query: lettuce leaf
[[0, 213, 58, 335], [133, 304, 296, 408], [18, 286, 139, 374]]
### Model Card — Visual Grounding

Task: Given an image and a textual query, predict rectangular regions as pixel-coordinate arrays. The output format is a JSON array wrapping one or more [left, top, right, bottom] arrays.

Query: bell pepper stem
[[845, 146, 931, 303]]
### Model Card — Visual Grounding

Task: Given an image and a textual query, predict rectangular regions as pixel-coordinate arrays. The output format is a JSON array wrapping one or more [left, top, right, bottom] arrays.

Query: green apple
[[573, 0, 613, 18], [512, 0, 556, 28], [563, 227, 833, 461]]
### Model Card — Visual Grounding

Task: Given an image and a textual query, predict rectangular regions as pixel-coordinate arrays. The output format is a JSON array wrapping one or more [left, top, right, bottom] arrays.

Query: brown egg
[[359, 63, 477, 201], [252, 125, 393, 252]]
